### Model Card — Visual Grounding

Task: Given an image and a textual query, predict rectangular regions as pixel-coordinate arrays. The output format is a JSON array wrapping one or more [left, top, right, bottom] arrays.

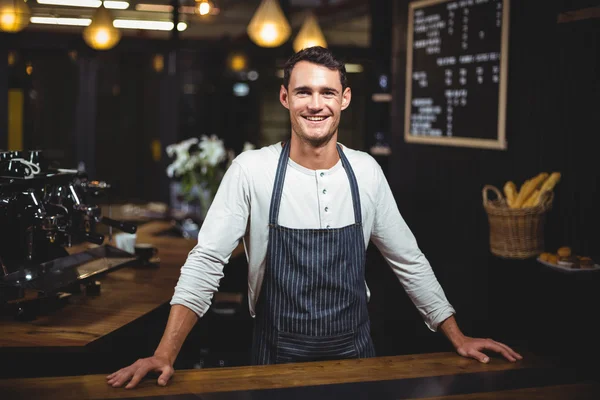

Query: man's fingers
[[458, 338, 524, 364], [484, 340, 522, 362], [106, 371, 118, 380], [492, 340, 523, 360], [110, 370, 134, 388], [157, 368, 174, 386], [107, 357, 174, 389], [470, 350, 489, 363], [125, 368, 148, 390]]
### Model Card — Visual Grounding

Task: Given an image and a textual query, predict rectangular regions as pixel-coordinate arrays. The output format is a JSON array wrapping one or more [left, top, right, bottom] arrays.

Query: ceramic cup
[[134, 243, 158, 262]]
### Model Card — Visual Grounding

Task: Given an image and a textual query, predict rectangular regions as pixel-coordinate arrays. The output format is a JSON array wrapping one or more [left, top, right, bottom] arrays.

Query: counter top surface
[[0, 352, 597, 399], [0, 221, 244, 349]]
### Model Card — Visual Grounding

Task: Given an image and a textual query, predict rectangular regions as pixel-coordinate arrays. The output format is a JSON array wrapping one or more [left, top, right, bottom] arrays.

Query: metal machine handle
[[100, 217, 137, 234], [81, 232, 105, 245]]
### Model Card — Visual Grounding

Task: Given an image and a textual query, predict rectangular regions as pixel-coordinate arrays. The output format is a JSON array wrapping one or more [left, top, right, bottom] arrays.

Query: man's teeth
[[305, 116, 326, 121]]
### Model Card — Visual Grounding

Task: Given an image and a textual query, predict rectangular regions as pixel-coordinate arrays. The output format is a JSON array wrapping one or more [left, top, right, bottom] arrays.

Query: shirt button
[[320, 172, 325, 177], [322, 189, 327, 194], [324, 207, 329, 212]]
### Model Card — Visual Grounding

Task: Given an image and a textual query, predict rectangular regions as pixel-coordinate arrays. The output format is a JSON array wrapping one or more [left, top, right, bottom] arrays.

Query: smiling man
[[283, 57, 349, 152], [107, 46, 521, 389]]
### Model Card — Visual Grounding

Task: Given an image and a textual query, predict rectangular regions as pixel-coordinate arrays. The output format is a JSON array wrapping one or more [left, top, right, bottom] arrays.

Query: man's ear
[[280, 85, 290, 109], [341, 87, 351, 111]]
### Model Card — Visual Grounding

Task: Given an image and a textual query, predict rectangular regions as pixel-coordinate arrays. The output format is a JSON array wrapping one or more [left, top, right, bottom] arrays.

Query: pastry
[[579, 257, 594, 269], [539, 252, 551, 262], [558, 255, 579, 269], [557, 247, 571, 258]]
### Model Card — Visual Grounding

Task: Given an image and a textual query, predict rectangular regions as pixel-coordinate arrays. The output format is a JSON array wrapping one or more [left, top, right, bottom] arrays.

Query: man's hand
[[438, 315, 523, 363], [455, 336, 523, 363], [107, 305, 198, 389], [106, 355, 174, 389]]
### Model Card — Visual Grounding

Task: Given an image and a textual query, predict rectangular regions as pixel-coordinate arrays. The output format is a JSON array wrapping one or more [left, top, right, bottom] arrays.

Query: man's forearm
[[438, 314, 467, 349], [154, 304, 199, 365]]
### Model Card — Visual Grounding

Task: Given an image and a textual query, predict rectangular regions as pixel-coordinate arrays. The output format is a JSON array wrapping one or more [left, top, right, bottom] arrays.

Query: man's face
[[280, 61, 351, 147]]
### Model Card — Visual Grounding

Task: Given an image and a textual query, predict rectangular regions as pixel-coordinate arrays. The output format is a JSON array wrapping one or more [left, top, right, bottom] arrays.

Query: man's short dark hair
[[283, 46, 348, 90]]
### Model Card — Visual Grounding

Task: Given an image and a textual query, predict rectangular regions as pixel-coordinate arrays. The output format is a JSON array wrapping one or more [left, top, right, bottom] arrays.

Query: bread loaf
[[540, 172, 561, 191], [523, 189, 540, 207], [513, 172, 549, 208], [533, 172, 561, 206], [503, 181, 517, 208]]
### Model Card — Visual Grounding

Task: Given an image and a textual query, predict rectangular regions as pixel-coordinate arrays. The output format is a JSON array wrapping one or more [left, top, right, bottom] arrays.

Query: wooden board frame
[[404, 0, 510, 150]]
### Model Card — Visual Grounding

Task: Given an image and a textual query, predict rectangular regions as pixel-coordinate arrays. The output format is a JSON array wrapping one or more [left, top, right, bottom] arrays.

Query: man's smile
[[303, 116, 329, 122]]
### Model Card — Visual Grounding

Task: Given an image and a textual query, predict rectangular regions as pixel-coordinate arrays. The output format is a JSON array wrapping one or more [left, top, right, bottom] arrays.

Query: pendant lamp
[[194, 0, 213, 16], [293, 12, 327, 53], [0, 0, 30, 33], [83, 4, 121, 51], [247, 0, 291, 48]]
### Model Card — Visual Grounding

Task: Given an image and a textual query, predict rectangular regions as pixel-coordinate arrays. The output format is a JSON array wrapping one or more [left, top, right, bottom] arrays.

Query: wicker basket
[[482, 185, 553, 259]]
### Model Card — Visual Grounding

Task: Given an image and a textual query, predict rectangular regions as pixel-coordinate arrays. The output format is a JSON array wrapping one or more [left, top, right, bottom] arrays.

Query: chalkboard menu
[[404, 0, 509, 149]]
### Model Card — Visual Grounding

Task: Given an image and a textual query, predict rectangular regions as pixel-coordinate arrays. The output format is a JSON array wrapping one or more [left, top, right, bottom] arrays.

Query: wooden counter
[[1, 352, 598, 399], [0, 221, 244, 349]]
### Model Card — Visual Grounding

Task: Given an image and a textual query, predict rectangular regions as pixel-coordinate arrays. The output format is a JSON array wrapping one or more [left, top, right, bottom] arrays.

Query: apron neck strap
[[269, 140, 362, 226]]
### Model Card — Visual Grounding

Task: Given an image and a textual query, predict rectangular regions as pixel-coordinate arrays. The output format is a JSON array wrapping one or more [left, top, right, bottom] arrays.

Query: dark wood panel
[[425, 384, 600, 400]]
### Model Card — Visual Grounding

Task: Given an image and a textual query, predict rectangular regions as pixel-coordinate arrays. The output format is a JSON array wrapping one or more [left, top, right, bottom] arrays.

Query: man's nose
[[308, 94, 323, 109]]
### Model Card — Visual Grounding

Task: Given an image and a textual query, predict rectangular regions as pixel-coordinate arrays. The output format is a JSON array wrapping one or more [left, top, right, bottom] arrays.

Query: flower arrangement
[[166, 135, 254, 215]]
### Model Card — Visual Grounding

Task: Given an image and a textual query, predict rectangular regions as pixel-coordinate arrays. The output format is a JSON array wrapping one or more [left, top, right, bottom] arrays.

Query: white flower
[[165, 135, 235, 200], [166, 154, 188, 177], [166, 138, 198, 159], [242, 142, 256, 152], [198, 135, 227, 167], [166, 137, 200, 177], [166, 163, 176, 178]]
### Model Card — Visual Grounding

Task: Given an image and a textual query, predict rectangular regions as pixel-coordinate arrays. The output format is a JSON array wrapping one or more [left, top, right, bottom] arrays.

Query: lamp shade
[[194, 0, 213, 16], [0, 0, 30, 33], [293, 13, 327, 53], [247, 0, 291, 48], [83, 5, 121, 51]]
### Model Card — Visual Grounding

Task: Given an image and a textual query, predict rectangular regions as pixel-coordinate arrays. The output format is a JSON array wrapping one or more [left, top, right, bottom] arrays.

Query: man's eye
[[323, 92, 335, 96]]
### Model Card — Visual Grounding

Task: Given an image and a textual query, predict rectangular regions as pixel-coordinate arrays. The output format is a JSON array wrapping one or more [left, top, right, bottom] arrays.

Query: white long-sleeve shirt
[[171, 142, 455, 331]]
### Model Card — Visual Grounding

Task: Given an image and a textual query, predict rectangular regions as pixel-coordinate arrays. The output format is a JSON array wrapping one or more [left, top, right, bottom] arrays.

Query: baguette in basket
[[483, 172, 560, 259], [503, 172, 561, 209]]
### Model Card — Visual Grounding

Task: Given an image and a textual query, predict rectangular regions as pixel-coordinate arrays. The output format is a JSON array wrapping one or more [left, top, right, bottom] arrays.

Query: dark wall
[[1, 29, 372, 204], [381, 0, 599, 354]]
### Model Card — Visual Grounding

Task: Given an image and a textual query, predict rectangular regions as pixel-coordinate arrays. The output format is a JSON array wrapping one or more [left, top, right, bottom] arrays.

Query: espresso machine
[[0, 150, 138, 318]]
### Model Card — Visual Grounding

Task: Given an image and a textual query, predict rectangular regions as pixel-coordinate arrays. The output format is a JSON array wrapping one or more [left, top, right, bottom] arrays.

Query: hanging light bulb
[[227, 52, 248, 72], [194, 0, 212, 16], [247, 0, 291, 48], [83, 4, 121, 51], [152, 54, 164, 73], [293, 12, 327, 53], [7, 50, 17, 66], [0, 0, 31, 33]]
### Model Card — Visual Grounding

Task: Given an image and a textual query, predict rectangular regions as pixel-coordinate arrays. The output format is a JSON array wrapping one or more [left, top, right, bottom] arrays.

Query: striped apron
[[251, 141, 376, 365]]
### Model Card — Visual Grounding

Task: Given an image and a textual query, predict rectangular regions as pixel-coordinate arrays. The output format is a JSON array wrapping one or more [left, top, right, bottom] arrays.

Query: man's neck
[[288, 135, 340, 170]]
